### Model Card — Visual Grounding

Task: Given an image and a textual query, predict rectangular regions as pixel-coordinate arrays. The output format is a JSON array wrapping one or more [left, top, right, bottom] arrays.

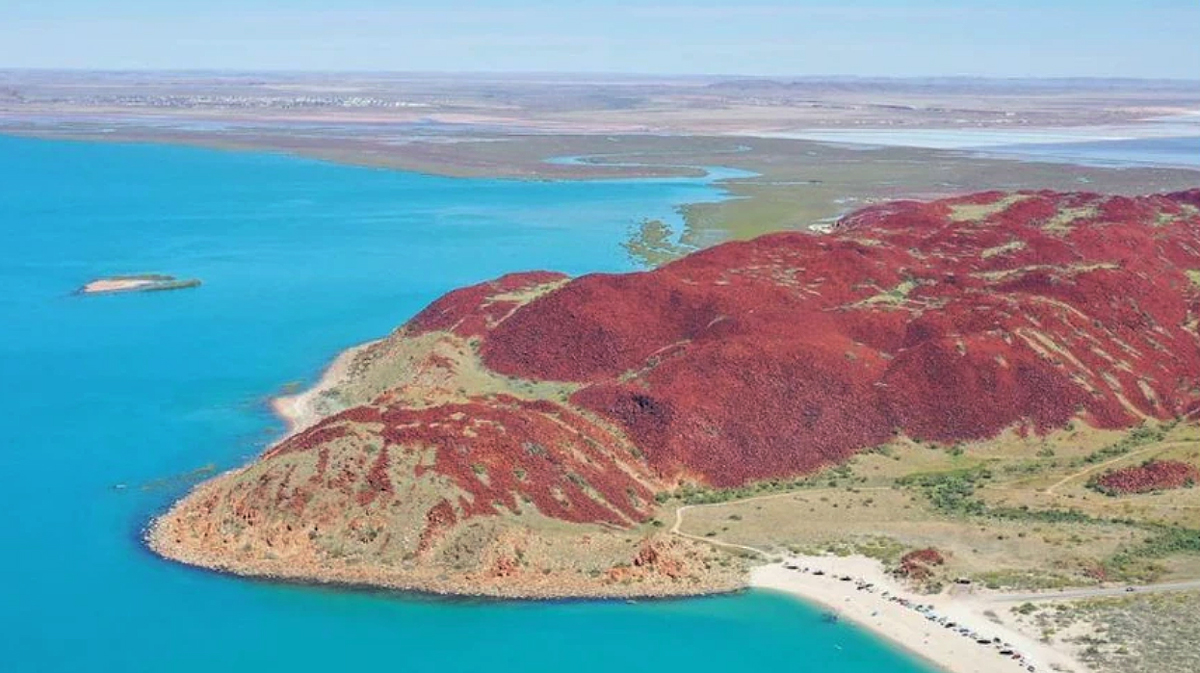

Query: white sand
[[270, 339, 379, 437], [752, 556, 1086, 673], [81, 278, 158, 294]]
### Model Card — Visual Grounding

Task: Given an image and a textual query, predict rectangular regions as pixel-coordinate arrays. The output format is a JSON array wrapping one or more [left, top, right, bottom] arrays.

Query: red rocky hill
[[477, 189, 1200, 485], [151, 189, 1200, 596]]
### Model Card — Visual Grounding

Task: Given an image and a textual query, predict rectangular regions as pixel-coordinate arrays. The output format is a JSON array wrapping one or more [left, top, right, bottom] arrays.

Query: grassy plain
[[673, 422, 1200, 590]]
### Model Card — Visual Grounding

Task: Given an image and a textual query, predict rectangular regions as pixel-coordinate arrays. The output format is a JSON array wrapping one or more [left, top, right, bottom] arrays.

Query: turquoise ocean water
[[0, 135, 933, 673]]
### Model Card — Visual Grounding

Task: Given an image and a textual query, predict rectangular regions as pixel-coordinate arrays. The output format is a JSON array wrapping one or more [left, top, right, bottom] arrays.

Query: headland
[[150, 188, 1200, 649]]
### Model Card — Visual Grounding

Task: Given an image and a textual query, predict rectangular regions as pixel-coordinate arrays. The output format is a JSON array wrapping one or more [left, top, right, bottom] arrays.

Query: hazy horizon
[[3, 1, 1198, 79], [4, 69, 1200, 84]]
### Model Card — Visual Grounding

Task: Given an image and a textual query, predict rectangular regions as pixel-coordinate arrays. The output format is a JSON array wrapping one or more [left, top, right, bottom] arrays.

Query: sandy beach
[[752, 556, 1086, 673], [81, 278, 159, 293], [270, 339, 379, 436], [78, 274, 202, 295]]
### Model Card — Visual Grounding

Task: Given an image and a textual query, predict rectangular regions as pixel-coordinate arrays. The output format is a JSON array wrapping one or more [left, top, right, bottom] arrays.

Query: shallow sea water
[[0, 136, 934, 673]]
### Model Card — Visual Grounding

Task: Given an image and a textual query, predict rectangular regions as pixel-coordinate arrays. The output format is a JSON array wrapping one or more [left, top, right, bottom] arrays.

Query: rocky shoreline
[[147, 330, 746, 600], [146, 516, 745, 600], [146, 472, 746, 599]]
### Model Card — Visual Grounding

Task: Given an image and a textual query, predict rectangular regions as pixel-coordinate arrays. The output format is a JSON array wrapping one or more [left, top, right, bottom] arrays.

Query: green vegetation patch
[[1077, 422, 1173, 466], [896, 465, 994, 516], [659, 464, 861, 505], [1106, 525, 1200, 579], [623, 218, 694, 268]]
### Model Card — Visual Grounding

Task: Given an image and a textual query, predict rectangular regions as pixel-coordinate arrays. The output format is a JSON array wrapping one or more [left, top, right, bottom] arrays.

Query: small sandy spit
[[81, 278, 158, 293], [270, 340, 379, 436]]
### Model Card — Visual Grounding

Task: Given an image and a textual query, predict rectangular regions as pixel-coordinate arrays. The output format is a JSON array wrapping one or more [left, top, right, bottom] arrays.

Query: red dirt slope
[[471, 190, 1200, 486]]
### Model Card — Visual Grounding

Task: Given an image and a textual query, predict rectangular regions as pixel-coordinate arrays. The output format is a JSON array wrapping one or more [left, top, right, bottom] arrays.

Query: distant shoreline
[[10, 125, 1199, 262]]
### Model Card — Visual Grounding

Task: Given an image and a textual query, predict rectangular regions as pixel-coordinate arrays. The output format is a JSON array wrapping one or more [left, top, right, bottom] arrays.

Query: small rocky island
[[78, 274, 201, 295]]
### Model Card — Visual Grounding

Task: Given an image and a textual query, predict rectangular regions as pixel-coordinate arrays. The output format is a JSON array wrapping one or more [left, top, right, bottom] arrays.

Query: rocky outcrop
[[1092, 460, 1200, 495], [898, 548, 946, 580]]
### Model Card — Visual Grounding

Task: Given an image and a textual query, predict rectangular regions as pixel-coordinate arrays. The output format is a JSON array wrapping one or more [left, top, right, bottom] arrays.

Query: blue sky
[[2, 0, 1197, 77]]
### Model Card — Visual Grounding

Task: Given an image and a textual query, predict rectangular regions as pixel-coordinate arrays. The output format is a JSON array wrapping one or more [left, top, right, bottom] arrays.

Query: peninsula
[[151, 189, 1200, 669]]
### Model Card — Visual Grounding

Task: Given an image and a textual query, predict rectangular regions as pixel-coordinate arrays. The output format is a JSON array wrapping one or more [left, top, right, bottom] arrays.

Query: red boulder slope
[[1093, 460, 1200, 495], [472, 190, 1200, 487]]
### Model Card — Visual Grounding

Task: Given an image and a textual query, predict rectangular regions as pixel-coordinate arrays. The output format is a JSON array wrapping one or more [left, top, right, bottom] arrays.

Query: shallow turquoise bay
[[0, 135, 933, 673]]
